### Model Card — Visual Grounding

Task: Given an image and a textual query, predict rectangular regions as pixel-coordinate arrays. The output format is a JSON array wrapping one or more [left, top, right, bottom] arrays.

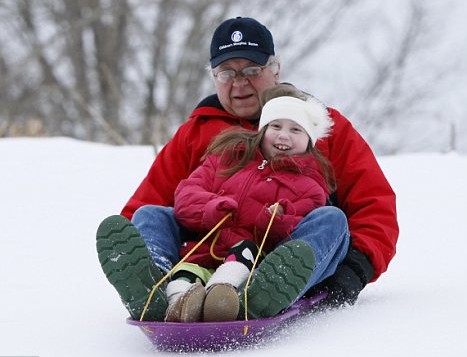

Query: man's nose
[[232, 75, 249, 86]]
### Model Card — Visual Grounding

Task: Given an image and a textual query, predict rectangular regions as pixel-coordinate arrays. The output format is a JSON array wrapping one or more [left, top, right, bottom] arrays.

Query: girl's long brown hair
[[205, 83, 336, 192]]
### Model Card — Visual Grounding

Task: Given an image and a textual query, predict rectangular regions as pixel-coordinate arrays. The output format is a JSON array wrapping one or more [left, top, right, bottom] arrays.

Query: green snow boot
[[238, 240, 315, 319], [96, 215, 168, 321]]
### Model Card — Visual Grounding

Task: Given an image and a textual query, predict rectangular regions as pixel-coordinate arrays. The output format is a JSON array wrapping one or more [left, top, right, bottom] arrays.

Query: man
[[96, 17, 398, 321]]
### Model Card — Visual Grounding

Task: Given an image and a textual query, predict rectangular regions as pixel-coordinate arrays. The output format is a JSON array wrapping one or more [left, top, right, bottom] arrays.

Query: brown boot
[[165, 282, 206, 322], [203, 283, 240, 322]]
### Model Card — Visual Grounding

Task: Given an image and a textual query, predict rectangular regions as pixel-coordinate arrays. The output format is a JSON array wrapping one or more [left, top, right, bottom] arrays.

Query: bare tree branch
[[0, 0, 461, 153]]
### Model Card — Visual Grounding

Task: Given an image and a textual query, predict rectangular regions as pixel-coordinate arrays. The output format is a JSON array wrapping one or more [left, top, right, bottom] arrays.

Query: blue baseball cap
[[210, 17, 275, 68]]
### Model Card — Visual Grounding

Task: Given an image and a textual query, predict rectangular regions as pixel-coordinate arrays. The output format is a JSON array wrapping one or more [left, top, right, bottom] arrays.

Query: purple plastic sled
[[127, 291, 327, 352]]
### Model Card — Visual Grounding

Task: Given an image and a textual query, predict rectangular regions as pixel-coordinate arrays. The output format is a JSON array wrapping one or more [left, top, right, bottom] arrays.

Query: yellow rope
[[139, 212, 233, 321], [243, 202, 279, 335], [209, 231, 224, 261]]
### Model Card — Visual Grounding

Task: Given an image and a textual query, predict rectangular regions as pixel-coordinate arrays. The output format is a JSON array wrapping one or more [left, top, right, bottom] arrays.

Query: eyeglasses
[[213, 65, 268, 84]]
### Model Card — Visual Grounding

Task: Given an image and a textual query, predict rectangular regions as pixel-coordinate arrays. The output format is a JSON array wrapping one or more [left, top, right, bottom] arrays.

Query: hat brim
[[210, 50, 270, 68]]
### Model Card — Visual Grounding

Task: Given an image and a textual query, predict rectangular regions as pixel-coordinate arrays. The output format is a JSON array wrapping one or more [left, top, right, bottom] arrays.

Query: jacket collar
[[254, 149, 318, 173], [192, 94, 260, 129]]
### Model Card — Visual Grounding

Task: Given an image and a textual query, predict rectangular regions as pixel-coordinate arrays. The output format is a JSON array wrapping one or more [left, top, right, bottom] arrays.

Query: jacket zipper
[[236, 160, 268, 210], [258, 159, 268, 170]]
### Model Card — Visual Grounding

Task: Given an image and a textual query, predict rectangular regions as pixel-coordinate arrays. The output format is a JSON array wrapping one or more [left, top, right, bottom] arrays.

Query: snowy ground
[[1, 137, 466, 356]]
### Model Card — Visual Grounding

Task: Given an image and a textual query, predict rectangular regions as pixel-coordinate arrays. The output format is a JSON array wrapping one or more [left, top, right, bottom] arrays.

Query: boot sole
[[203, 284, 239, 322], [239, 240, 315, 319], [96, 215, 167, 321], [165, 283, 206, 323]]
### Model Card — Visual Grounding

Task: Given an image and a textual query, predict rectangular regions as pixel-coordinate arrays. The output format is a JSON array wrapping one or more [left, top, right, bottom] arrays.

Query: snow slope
[[1, 137, 466, 356]]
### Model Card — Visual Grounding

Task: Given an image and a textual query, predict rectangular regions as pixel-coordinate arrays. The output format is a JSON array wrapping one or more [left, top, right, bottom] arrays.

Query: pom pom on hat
[[259, 96, 333, 146]]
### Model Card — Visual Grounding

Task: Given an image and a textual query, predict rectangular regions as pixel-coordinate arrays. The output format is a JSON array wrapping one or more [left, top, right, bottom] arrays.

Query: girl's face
[[260, 119, 310, 160]]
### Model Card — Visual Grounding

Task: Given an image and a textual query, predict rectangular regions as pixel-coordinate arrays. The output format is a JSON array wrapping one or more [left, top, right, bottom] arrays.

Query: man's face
[[213, 58, 279, 120]]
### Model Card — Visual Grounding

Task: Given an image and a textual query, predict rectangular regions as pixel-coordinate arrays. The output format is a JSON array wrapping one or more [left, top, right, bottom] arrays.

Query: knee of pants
[[303, 206, 349, 232], [132, 205, 174, 224], [317, 206, 348, 231], [293, 205, 350, 255], [315, 205, 347, 221]]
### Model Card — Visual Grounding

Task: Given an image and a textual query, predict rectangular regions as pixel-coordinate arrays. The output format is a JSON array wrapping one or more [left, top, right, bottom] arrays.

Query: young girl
[[165, 83, 342, 322]]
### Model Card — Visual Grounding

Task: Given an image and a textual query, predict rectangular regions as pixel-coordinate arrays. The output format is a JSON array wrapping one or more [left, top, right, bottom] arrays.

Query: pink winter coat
[[174, 150, 329, 268]]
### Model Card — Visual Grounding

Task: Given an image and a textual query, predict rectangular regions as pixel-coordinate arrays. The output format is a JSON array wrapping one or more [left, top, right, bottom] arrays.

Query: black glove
[[306, 245, 375, 308]]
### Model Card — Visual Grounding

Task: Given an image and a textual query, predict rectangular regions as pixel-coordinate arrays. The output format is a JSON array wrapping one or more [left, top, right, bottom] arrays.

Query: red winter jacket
[[121, 95, 398, 281], [174, 151, 329, 267]]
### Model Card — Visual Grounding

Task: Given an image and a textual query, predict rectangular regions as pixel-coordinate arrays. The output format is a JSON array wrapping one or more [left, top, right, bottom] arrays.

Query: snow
[[1, 137, 466, 356]]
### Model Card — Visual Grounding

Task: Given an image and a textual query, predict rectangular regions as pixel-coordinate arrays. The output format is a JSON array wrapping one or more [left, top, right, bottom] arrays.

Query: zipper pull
[[258, 159, 267, 170]]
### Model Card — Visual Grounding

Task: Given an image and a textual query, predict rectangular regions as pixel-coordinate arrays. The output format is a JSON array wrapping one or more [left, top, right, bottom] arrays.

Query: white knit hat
[[259, 96, 333, 146]]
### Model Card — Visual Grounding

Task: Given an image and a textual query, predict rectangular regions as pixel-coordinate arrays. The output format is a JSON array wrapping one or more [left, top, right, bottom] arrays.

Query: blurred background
[[0, 0, 466, 154]]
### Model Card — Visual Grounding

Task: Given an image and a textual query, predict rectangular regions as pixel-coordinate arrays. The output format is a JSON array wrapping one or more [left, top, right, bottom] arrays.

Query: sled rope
[[140, 212, 233, 321], [243, 202, 279, 335], [209, 231, 224, 261]]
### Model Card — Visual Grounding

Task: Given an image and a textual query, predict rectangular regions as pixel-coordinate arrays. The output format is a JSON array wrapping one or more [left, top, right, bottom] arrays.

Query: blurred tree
[[0, 0, 462, 154], [0, 0, 354, 148], [343, 0, 451, 154]]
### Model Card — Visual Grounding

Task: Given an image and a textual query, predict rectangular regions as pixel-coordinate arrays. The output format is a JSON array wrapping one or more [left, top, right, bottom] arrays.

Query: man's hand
[[308, 245, 375, 308]]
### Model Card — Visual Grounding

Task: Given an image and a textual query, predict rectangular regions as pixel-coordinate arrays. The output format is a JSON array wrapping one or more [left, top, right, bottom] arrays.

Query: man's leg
[[239, 206, 349, 319], [131, 205, 182, 273], [291, 206, 350, 292], [96, 213, 169, 321]]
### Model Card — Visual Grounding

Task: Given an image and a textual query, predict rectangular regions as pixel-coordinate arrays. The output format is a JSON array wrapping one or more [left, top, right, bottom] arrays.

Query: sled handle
[[243, 202, 280, 335], [140, 212, 233, 321]]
